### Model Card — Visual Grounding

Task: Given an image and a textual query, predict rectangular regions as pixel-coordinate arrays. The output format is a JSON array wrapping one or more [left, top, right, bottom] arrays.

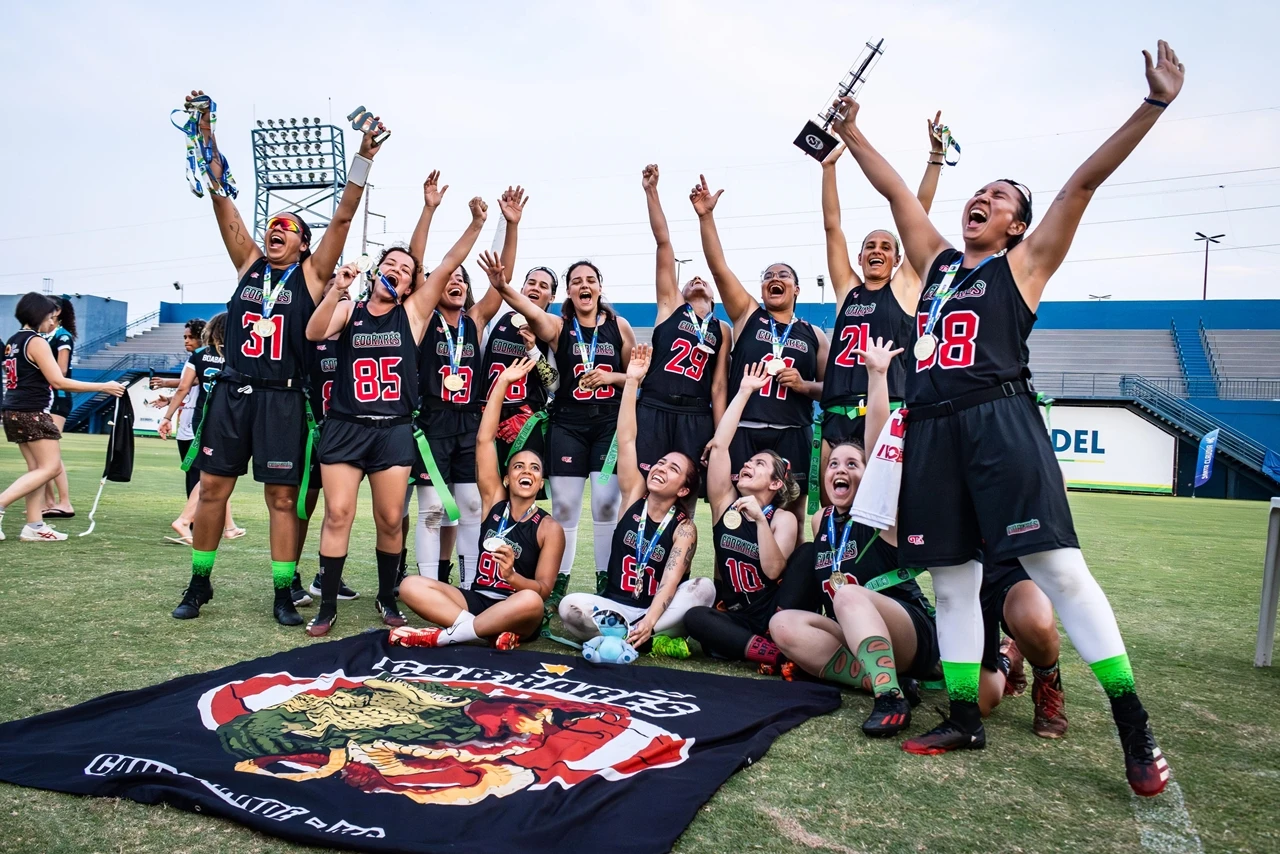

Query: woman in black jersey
[[683, 361, 799, 667], [302, 194, 488, 637], [41, 297, 77, 519], [558, 345, 713, 647], [691, 175, 829, 530], [818, 117, 945, 479], [489, 258, 637, 596], [169, 91, 385, 628], [0, 293, 125, 542], [771, 337, 939, 738], [635, 164, 730, 476], [408, 178, 525, 591], [394, 357, 565, 650], [828, 42, 1183, 795]]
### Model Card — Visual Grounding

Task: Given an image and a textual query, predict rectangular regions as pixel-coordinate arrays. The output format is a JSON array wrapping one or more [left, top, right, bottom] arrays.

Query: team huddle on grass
[[0, 40, 1187, 800]]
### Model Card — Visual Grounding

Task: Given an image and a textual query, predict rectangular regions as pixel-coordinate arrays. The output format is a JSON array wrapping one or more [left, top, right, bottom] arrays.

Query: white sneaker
[[20, 524, 67, 541]]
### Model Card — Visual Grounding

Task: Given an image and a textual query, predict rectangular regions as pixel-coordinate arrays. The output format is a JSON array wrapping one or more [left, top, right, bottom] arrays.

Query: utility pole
[[361, 183, 386, 256], [42, 277, 53, 295], [1194, 231, 1225, 300]]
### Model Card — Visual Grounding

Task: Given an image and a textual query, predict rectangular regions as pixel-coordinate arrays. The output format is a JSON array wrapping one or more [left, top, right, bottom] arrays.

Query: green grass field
[[0, 434, 1277, 853]]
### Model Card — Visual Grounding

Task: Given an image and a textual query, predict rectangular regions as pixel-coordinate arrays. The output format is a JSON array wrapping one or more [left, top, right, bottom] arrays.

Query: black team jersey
[[812, 505, 929, 618], [1, 330, 52, 412], [481, 311, 550, 413], [224, 258, 317, 382], [419, 311, 481, 415], [728, 306, 821, 427], [552, 312, 624, 420], [640, 305, 723, 413], [603, 498, 689, 610], [712, 505, 781, 618], [908, 250, 1034, 406], [187, 346, 225, 432], [329, 301, 418, 419], [306, 338, 338, 421], [821, 284, 913, 406], [471, 499, 549, 599]]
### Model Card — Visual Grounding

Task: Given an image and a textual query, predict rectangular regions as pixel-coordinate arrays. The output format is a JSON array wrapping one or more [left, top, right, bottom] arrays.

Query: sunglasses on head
[[267, 217, 302, 234]]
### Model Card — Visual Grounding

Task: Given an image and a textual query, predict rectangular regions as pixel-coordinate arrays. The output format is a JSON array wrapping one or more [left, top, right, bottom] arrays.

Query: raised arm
[[183, 91, 260, 276], [409, 170, 448, 273], [628, 519, 697, 647], [820, 144, 859, 305], [477, 358, 536, 510], [917, 111, 947, 214], [857, 336, 905, 457], [406, 197, 488, 327], [830, 98, 951, 283], [27, 337, 124, 397], [471, 187, 528, 327], [615, 344, 650, 504], [691, 175, 755, 328], [1011, 41, 1185, 309], [709, 320, 730, 428], [306, 123, 387, 304], [707, 361, 769, 518], [644, 165, 681, 322], [305, 264, 358, 341]]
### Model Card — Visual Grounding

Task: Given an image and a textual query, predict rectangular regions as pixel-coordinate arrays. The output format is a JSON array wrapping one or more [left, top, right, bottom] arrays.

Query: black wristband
[[927, 160, 945, 166], [1144, 97, 1169, 109]]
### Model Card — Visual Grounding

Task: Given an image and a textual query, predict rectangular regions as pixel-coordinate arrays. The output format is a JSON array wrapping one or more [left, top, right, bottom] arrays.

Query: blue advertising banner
[[1194, 428, 1221, 488]]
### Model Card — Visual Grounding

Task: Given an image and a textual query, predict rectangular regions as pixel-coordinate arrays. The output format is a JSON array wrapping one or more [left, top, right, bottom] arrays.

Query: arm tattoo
[[230, 221, 246, 245]]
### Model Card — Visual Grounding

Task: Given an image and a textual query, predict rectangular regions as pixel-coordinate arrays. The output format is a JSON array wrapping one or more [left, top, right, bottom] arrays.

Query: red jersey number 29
[[915, 310, 979, 371]]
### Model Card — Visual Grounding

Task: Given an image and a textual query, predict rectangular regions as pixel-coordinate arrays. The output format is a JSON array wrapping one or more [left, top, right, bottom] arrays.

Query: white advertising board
[[1041, 405, 1175, 494]]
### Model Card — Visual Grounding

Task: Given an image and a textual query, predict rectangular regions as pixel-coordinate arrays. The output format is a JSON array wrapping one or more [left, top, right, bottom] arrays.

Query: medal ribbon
[[767, 312, 797, 362], [685, 305, 713, 349], [571, 314, 601, 375], [436, 311, 466, 378], [921, 252, 1001, 342], [169, 99, 238, 200], [377, 274, 401, 304], [931, 123, 962, 167], [826, 509, 856, 574], [262, 263, 299, 319], [493, 501, 536, 543], [633, 502, 678, 599]]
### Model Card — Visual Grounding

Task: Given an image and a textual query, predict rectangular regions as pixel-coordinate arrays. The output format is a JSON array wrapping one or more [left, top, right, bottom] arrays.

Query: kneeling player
[[394, 358, 565, 649], [558, 345, 713, 647]]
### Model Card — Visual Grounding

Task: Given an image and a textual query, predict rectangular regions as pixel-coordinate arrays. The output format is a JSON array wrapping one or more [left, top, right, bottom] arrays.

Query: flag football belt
[[326, 412, 413, 428], [217, 368, 305, 390], [807, 402, 822, 514], [641, 391, 711, 411], [411, 411, 461, 522], [180, 369, 303, 473], [506, 409, 549, 465], [597, 432, 620, 484], [825, 399, 906, 419], [296, 402, 319, 517], [906, 380, 1033, 421]]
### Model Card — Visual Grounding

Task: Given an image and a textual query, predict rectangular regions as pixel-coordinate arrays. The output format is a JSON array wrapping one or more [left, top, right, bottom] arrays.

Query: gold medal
[[444, 373, 465, 392], [913, 334, 937, 361], [483, 536, 505, 553], [722, 508, 742, 529], [578, 379, 592, 393], [254, 318, 276, 338], [829, 570, 847, 589], [510, 314, 528, 329], [765, 358, 785, 375]]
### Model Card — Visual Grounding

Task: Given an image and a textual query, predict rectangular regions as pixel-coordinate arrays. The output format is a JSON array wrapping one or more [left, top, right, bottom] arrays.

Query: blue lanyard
[[169, 98, 237, 200], [436, 311, 466, 374], [767, 312, 797, 359], [826, 509, 855, 572], [261, 264, 299, 318], [572, 315, 600, 372], [922, 252, 1001, 339], [685, 305, 713, 349], [377, 274, 401, 304], [494, 501, 535, 540], [634, 502, 678, 599]]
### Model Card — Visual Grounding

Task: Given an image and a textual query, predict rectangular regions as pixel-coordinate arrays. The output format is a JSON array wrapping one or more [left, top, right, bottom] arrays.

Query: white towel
[[851, 409, 905, 530]]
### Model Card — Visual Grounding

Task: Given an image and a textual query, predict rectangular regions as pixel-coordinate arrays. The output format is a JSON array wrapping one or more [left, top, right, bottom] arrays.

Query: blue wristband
[[1144, 97, 1169, 109]]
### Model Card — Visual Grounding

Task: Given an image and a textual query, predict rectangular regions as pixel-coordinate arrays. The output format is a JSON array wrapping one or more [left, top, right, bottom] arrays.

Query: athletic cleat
[[376, 596, 407, 627], [171, 576, 213, 619], [1002, 636, 1027, 696], [273, 589, 304, 626], [389, 626, 442, 648], [902, 716, 986, 755], [757, 658, 797, 681], [779, 660, 797, 681], [306, 606, 337, 637], [309, 574, 359, 600], [595, 573, 609, 595], [1119, 721, 1170, 797], [900, 677, 922, 708], [291, 572, 312, 607], [392, 566, 407, 598], [863, 692, 913, 738], [494, 631, 520, 651], [1032, 672, 1069, 739], [20, 524, 67, 541]]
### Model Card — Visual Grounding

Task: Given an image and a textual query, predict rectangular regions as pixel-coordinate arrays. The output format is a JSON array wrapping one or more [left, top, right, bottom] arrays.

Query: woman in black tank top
[[301, 193, 487, 637], [395, 358, 566, 650], [824, 46, 1183, 792], [0, 292, 125, 542]]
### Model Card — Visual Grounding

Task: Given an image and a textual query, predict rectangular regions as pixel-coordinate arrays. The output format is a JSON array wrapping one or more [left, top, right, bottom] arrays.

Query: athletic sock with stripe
[[271, 560, 296, 590], [191, 549, 216, 579]]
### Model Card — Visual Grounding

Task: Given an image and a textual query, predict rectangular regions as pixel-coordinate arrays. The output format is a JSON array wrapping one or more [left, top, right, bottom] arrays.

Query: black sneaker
[[307, 603, 338, 638], [1118, 718, 1170, 797], [273, 588, 304, 626], [376, 596, 407, 627], [901, 677, 922, 708], [291, 572, 312, 607], [902, 711, 986, 755], [392, 565, 408, 598], [309, 574, 359, 600], [171, 576, 213, 620], [863, 692, 912, 738], [548, 574, 570, 609]]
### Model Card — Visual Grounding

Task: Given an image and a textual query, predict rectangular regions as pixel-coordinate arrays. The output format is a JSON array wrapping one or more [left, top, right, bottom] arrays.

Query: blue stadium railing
[[74, 310, 160, 361], [65, 352, 185, 432]]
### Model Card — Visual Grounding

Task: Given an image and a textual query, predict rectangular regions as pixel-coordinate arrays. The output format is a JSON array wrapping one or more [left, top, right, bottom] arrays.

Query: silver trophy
[[794, 38, 885, 161]]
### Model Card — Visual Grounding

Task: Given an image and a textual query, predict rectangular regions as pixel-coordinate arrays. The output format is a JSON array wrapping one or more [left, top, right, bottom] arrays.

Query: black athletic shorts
[[821, 409, 866, 448], [636, 402, 713, 481], [318, 417, 416, 474], [194, 382, 307, 485], [176, 439, 199, 496], [729, 425, 812, 495], [547, 412, 618, 477], [980, 559, 1032, 672], [50, 394, 72, 418], [714, 595, 780, 637], [900, 599, 942, 682], [461, 588, 541, 642], [898, 393, 1078, 567], [412, 410, 480, 485]]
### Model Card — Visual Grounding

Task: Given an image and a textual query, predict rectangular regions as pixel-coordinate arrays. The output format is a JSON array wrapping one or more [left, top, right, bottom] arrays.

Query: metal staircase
[[1169, 318, 1216, 398]]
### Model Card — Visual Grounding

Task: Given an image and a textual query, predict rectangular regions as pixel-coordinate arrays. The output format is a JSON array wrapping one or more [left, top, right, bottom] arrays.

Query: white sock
[[590, 474, 622, 577], [929, 561, 984, 665], [414, 485, 443, 579], [454, 483, 483, 589], [25, 521, 45, 530], [441, 610, 479, 645], [550, 476, 586, 577], [1020, 548, 1125, 664]]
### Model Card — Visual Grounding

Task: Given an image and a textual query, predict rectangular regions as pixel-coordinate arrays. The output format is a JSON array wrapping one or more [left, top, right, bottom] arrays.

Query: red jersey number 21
[[915, 310, 979, 371]]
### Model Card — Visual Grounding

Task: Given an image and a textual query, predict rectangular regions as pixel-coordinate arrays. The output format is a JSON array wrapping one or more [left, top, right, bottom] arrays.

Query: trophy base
[[794, 121, 839, 162]]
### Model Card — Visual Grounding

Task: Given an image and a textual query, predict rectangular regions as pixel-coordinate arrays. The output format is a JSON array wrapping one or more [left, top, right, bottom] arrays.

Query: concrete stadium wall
[[0, 294, 127, 349]]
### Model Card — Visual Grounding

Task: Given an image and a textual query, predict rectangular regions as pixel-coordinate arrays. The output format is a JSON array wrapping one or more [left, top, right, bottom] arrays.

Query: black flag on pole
[[0, 634, 838, 854], [104, 392, 134, 482]]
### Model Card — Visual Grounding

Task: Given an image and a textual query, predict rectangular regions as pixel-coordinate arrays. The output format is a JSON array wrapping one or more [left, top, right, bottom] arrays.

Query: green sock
[[191, 549, 217, 579], [271, 560, 296, 590], [941, 660, 981, 704], [820, 646, 865, 690], [855, 636, 902, 698], [1090, 653, 1136, 698]]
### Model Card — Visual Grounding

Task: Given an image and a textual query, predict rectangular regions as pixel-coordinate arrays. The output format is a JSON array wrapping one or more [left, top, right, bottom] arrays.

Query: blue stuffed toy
[[581, 608, 639, 665]]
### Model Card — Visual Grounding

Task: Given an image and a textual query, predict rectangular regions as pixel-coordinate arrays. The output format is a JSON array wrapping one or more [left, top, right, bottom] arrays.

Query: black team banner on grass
[[0, 634, 838, 854]]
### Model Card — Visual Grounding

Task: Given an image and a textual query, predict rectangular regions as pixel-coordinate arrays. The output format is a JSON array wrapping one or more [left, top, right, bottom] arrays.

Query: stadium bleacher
[[75, 323, 188, 372], [1025, 328, 1185, 397], [1205, 330, 1280, 380]]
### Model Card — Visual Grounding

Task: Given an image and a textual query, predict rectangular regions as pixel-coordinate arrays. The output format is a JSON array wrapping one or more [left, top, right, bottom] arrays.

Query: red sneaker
[[306, 607, 337, 638], [388, 626, 442, 648], [1120, 721, 1170, 797], [1032, 671, 1068, 739], [1001, 637, 1027, 696], [902, 717, 986, 755], [494, 631, 520, 651]]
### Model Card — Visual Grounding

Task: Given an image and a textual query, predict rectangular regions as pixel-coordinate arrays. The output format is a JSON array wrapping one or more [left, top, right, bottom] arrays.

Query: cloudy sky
[[1, 1, 1275, 318]]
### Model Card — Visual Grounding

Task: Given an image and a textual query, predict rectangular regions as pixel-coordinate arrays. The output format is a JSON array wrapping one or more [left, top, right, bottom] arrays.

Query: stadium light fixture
[[1194, 231, 1225, 301], [675, 258, 692, 281], [1088, 294, 1111, 301]]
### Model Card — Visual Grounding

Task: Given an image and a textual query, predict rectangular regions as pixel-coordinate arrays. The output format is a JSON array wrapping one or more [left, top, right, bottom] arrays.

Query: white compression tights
[[928, 560, 985, 665], [414, 483, 482, 586], [549, 475, 621, 578], [1019, 547, 1126, 664], [558, 578, 716, 640]]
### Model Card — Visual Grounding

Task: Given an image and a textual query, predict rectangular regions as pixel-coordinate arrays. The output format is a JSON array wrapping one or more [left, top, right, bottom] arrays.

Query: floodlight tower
[[251, 116, 348, 241]]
